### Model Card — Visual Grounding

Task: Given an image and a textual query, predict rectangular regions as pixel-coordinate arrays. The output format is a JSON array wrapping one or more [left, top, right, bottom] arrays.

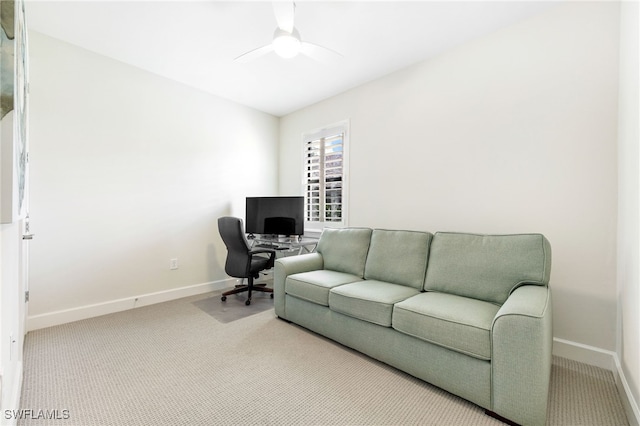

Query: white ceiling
[[25, 1, 559, 117]]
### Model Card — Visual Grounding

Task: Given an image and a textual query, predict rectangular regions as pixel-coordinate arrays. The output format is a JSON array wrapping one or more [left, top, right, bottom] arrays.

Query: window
[[303, 121, 348, 230]]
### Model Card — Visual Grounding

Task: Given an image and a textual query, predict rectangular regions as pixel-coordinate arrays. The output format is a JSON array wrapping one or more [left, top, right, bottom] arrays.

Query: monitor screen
[[245, 196, 304, 236]]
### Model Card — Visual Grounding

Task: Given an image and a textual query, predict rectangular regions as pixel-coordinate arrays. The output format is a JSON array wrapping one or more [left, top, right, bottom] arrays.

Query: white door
[[19, 213, 32, 337], [0, 0, 30, 414]]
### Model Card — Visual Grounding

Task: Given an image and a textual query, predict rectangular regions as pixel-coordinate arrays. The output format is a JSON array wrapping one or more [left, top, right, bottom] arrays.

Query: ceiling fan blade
[[273, 2, 295, 33], [300, 42, 343, 64], [234, 44, 274, 63]]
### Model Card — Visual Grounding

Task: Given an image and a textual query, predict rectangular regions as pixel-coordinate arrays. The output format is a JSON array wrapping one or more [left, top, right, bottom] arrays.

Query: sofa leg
[[484, 410, 520, 426]]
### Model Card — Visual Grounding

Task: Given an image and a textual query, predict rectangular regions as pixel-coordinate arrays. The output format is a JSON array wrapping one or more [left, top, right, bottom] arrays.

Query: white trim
[[613, 354, 640, 426], [302, 119, 350, 232], [304, 228, 323, 238], [553, 337, 640, 426], [553, 337, 616, 370], [26, 278, 236, 331], [0, 361, 23, 426], [304, 123, 348, 142]]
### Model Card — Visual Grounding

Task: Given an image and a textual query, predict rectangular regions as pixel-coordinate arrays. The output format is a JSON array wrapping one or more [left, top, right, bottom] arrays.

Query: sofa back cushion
[[364, 229, 433, 289], [316, 227, 373, 277], [425, 232, 551, 305]]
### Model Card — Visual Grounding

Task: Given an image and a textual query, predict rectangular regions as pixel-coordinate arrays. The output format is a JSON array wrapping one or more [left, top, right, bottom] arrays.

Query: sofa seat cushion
[[329, 280, 421, 327], [392, 292, 500, 360], [286, 270, 362, 306]]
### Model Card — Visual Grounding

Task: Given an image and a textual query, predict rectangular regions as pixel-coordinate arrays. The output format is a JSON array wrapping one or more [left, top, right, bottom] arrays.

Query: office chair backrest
[[218, 216, 251, 278]]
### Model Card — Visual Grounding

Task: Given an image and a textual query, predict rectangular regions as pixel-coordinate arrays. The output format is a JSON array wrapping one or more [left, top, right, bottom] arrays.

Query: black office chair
[[218, 216, 276, 306]]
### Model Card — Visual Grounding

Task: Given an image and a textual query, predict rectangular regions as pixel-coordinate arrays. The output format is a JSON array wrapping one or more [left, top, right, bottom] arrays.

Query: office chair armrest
[[250, 248, 277, 269], [250, 248, 276, 255]]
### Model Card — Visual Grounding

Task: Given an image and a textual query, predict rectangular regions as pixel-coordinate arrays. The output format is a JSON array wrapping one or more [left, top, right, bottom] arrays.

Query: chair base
[[221, 280, 273, 306]]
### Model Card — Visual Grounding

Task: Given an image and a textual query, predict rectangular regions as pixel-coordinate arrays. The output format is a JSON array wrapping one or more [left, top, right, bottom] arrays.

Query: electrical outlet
[[170, 258, 178, 270]]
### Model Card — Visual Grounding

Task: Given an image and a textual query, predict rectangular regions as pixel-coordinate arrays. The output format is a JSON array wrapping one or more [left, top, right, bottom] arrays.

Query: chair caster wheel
[[221, 296, 227, 302], [245, 299, 251, 306]]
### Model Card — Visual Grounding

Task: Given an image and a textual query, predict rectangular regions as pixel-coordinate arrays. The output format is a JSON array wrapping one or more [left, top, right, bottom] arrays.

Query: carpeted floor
[[18, 291, 630, 426], [192, 287, 274, 323]]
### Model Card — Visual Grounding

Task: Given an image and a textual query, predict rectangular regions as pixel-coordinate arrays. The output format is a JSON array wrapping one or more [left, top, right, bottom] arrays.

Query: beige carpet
[[19, 292, 629, 426], [192, 288, 274, 323]]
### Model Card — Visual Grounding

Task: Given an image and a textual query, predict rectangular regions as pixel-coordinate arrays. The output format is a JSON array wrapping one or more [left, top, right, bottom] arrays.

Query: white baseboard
[[553, 337, 616, 370], [26, 278, 236, 332], [613, 355, 640, 426], [554, 337, 640, 426]]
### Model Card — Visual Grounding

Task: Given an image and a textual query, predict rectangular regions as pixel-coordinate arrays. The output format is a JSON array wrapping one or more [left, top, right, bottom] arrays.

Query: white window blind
[[304, 124, 347, 227]]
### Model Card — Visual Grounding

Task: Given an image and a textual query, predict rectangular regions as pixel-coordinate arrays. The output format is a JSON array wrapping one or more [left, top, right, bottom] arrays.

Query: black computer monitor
[[245, 196, 304, 236]]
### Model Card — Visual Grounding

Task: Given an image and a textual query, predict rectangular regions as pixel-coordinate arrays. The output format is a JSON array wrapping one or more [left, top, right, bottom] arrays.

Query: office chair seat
[[250, 256, 271, 273]]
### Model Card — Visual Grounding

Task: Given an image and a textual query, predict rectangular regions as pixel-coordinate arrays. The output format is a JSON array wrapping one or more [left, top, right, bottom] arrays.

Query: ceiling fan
[[234, 2, 342, 63]]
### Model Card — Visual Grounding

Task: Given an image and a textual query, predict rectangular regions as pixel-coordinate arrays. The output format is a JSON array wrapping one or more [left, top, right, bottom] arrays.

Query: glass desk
[[249, 235, 319, 256]]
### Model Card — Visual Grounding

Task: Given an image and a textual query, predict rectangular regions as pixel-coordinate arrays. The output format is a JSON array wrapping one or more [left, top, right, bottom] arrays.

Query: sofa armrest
[[274, 253, 324, 319], [491, 285, 553, 426]]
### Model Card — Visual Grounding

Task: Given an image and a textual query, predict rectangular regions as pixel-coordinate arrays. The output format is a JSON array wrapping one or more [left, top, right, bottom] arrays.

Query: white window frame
[[302, 120, 349, 233]]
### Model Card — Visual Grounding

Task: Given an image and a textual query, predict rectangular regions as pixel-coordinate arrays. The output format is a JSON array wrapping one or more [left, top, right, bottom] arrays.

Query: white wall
[[617, 0, 640, 420], [280, 2, 620, 353], [27, 31, 279, 328]]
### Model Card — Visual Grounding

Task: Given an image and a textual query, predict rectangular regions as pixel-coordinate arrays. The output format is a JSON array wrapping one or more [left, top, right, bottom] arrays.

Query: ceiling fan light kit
[[273, 28, 301, 59]]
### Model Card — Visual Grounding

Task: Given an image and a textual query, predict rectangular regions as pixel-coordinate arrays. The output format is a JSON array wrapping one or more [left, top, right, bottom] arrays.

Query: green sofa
[[274, 228, 552, 426]]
